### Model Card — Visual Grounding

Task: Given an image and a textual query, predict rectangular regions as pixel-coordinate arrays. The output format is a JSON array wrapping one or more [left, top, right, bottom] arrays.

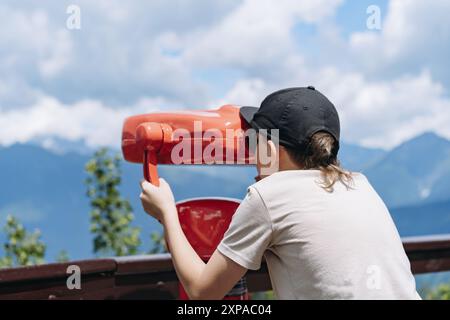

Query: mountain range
[[364, 132, 450, 207], [1, 132, 450, 261]]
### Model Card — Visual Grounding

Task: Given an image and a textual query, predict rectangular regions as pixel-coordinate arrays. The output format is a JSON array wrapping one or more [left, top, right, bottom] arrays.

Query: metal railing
[[0, 234, 450, 299]]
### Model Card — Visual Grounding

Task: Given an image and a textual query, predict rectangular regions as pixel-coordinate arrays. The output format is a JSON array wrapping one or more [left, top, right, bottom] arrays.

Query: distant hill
[[0, 144, 254, 260], [391, 199, 450, 236], [339, 143, 386, 171], [1, 132, 450, 260], [364, 132, 450, 208], [0, 144, 93, 260]]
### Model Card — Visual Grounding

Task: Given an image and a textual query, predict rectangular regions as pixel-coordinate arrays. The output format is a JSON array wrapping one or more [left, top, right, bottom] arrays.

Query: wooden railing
[[0, 234, 450, 299]]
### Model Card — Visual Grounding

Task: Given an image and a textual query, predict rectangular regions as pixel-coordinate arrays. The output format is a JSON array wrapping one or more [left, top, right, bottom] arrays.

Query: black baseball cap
[[240, 86, 340, 154]]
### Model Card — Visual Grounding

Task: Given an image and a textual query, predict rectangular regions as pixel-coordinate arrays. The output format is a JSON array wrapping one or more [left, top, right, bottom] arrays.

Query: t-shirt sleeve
[[217, 186, 272, 270]]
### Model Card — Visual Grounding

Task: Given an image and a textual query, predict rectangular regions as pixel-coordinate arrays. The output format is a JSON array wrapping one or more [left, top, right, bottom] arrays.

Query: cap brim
[[239, 106, 259, 127]]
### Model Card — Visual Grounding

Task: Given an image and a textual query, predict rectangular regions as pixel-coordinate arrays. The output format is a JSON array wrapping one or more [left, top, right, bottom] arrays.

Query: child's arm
[[140, 179, 247, 299]]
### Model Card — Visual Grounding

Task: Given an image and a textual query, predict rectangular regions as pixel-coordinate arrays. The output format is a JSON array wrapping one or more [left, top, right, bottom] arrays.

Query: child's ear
[[267, 140, 277, 157], [258, 139, 280, 177], [267, 140, 279, 166]]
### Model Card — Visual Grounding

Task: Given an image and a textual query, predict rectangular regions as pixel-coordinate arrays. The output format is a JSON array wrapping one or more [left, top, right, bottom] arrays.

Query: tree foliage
[[56, 250, 70, 263], [426, 283, 450, 300], [85, 148, 141, 256], [149, 231, 167, 254], [0, 215, 46, 268]]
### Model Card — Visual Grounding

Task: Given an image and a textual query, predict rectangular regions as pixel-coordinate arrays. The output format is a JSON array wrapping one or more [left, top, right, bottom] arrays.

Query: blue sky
[[0, 0, 449, 151]]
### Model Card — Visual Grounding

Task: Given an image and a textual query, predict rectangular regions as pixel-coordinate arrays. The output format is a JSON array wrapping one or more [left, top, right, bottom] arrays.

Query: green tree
[[85, 148, 141, 257], [149, 231, 167, 254], [56, 250, 70, 263], [250, 290, 275, 300], [0, 215, 46, 268], [426, 284, 450, 300]]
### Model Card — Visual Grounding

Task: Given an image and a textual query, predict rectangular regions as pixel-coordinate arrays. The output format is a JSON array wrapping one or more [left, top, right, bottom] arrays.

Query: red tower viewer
[[121, 105, 253, 299]]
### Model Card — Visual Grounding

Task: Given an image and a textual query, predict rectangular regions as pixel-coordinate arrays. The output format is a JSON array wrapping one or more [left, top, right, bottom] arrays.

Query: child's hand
[[140, 178, 176, 223]]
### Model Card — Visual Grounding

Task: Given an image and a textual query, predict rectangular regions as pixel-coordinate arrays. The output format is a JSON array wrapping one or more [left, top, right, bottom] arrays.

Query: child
[[140, 86, 420, 299]]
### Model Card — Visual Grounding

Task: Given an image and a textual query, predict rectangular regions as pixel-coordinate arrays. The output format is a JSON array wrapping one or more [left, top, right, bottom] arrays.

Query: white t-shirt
[[217, 170, 420, 299]]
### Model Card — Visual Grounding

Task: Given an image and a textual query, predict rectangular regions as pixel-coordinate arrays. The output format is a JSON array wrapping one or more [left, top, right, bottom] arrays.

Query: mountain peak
[[410, 131, 448, 143], [392, 131, 450, 154], [364, 130, 450, 207]]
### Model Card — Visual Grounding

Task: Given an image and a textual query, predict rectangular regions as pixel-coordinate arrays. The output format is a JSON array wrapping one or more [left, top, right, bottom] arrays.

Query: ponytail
[[285, 131, 353, 192]]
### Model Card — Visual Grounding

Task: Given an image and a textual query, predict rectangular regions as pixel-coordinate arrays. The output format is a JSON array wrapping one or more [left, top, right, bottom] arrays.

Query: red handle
[[143, 150, 160, 187], [144, 150, 164, 227]]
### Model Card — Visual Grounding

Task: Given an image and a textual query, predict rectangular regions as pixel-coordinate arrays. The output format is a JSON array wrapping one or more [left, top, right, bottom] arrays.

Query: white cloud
[[212, 68, 450, 149], [0, 0, 240, 108], [185, 0, 342, 71], [209, 78, 268, 107], [330, 70, 450, 148], [0, 6, 73, 79], [1, 0, 450, 151], [199, 0, 450, 148], [38, 29, 72, 78], [0, 95, 181, 148], [349, 0, 450, 85], [0, 77, 44, 109]]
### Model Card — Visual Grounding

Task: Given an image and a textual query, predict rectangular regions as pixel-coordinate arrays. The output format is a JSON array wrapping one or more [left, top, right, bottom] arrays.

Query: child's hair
[[285, 131, 353, 192]]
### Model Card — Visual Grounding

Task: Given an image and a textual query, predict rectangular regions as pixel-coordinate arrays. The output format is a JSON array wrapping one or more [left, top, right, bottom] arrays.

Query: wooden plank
[[0, 259, 116, 284], [410, 258, 450, 275], [114, 254, 173, 274], [0, 234, 450, 299], [0, 274, 115, 300], [403, 234, 450, 251]]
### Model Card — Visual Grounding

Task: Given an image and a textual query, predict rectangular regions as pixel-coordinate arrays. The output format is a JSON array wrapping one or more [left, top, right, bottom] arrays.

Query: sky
[[0, 0, 449, 151]]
